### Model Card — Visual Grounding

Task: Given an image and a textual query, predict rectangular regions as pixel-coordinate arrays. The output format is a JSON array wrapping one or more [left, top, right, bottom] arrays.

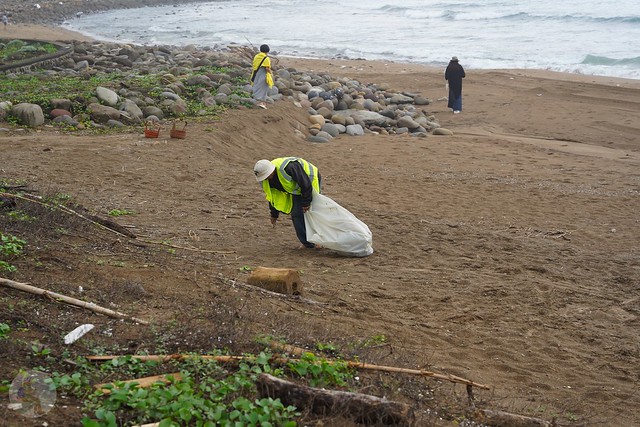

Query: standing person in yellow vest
[[254, 157, 321, 249]]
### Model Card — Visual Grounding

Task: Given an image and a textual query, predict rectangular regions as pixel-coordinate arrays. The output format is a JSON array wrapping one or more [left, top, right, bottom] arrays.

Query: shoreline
[[2, 0, 638, 84], [6, 23, 640, 91]]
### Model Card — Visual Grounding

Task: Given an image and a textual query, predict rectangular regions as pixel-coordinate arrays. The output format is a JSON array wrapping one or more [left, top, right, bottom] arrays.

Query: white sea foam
[[63, 0, 640, 80]]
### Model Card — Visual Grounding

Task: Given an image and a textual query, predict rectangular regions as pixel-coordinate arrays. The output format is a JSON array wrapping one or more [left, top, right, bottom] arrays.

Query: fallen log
[[94, 373, 182, 394], [0, 278, 149, 325], [475, 409, 553, 427], [256, 373, 415, 426], [86, 353, 489, 389]]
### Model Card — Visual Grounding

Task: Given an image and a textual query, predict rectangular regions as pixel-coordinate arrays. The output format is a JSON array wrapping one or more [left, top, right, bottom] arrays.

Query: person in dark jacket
[[254, 157, 322, 248], [445, 56, 466, 114]]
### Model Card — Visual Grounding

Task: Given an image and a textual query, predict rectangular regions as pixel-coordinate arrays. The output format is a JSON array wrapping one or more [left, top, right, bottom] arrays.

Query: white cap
[[254, 159, 275, 181]]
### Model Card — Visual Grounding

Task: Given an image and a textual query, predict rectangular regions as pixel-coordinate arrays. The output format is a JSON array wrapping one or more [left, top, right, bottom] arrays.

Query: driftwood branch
[[86, 352, 489, 390], [0, 278, 149, 325], [256, 373, 415, 426], [344, 360, 489, 389], [0, 191, 135, 239], [269, 341, 489, 390], [87, 354, 246, 363]]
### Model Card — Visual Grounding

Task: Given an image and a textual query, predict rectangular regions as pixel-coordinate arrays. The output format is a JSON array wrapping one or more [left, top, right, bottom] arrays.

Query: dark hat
[[260, 44, 270, 53]]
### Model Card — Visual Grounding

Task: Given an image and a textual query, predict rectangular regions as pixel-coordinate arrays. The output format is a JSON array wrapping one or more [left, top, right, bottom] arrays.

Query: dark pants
[[291, 195, 314, 248], [448, 87, 462, 111], [291, 174, 321, 248]]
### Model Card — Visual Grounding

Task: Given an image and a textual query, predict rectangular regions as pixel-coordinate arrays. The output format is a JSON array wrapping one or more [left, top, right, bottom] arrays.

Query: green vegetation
[[0, 39, 59, 62], [0, 232, 26, 273], [30, 342, 52, 358], [287, 352, 353, 388], [0, 66, 236, 127], [26, 350, 356, 426], [0, 177, 26, 190], [360, 334, 387, 347], [0, 73, 161, 117], [6, 209, 35, 222], [46, 192, 72, 204], [108, 208, 134, 217], [0, 323, 9, 340]]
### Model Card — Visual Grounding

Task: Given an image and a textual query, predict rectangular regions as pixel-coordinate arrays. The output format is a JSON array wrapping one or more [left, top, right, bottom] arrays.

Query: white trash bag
[[304, 191, 373, 257]]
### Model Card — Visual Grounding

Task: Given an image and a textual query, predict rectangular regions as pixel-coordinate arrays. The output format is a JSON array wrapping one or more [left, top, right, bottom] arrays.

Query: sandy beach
[[2, 22, 640, 427]]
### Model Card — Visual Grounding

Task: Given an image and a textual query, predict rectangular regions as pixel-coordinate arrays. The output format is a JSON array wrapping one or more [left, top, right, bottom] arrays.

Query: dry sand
[[2, 25, 640, 426]]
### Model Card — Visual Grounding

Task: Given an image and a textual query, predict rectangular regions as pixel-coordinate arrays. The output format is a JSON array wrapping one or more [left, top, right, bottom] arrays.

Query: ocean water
[[63, 0, 640, 80]]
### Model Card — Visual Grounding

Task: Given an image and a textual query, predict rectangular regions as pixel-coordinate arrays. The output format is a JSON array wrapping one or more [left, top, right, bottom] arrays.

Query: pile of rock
[[274, 68, 446, 141], [1, 40, 451, 138]]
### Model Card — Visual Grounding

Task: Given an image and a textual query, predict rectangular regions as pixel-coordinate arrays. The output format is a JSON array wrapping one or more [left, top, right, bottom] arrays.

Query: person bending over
[[254, 157, 321, 249]]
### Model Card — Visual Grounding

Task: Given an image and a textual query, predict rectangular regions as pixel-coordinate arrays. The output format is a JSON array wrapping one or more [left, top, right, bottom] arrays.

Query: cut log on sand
[[256, 373, 415, 426], [247, 266, 303, 295], [0, 278, 149, 325]]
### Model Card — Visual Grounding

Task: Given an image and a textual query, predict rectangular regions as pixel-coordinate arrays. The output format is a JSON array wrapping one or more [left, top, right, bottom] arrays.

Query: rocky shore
[[1, 37, 448, 140], [2, 0, 208, 25]]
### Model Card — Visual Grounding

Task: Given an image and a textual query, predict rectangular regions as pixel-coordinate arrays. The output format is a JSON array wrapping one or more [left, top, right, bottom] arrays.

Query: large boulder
[[96, 86, 119, 107], [142, 106, 164, 120], [120, 99, 144, 123], [334, 110, 393, 127], [320, 123, 341, 137], [433, 128, 454, 136], [346, 124, 365, 136], [50, 98, 72, 112], [397, 115, 421, 130], [12, 103, 44, 127], [389, 93, 414, 104], [87, 103, 121, 124]]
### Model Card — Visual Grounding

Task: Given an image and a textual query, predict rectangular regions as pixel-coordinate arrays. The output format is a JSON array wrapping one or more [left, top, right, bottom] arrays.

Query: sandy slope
[[2, 25, 640, 426]]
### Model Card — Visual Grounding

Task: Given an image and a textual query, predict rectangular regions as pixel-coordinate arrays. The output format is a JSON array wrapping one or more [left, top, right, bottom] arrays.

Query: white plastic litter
[[304, 191, 373, 257], [63, 324, 95, 345]]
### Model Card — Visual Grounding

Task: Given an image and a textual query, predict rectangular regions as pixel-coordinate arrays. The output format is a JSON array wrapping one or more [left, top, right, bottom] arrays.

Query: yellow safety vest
[[261, 157, 320, 214]]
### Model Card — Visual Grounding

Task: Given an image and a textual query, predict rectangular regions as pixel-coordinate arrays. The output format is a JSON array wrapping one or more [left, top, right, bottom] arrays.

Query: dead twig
[[217, 274, 327, 306], [0, 278, 149, 325]]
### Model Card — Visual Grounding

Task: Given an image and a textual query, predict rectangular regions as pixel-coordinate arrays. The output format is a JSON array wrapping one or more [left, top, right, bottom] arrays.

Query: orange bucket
[[170, 120, 187, 139], [144, 121, 161, 138]]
